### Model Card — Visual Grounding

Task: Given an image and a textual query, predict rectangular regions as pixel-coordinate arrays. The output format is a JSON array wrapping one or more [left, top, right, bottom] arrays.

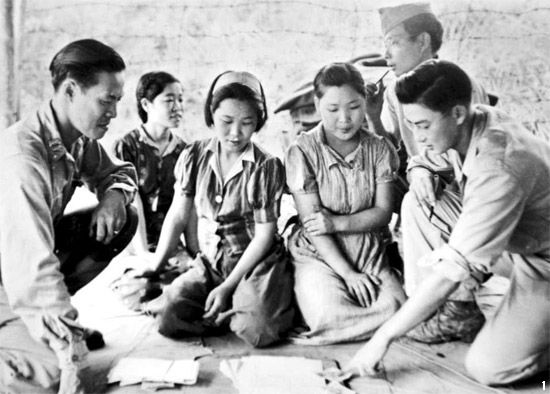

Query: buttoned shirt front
[[174, 138, 285, 275], [285, 124, 398, 273], [418, 105, 550, 282], [0, 102, 137, 363], [114, 126, 185, 244]]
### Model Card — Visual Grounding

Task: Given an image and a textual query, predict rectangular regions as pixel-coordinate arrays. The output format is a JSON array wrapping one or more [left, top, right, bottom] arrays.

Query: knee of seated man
[[230, 311, 279, 348], [0, 351, 60, 392], [464, 346, 508, 386]]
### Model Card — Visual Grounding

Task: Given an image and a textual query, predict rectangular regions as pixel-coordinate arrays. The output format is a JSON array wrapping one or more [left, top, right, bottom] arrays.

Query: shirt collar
[[138, 125, 183, 157], [40, 101, 84, 163], [207, 138, 255, 186], [313, 124, 366, 171]]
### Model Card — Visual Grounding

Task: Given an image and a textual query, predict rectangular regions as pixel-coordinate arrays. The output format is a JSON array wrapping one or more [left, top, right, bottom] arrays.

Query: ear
[[61, 78, 79, 100], [452, 105, 468, 126], [140, 97, 150, 113], [417, 32, 432, 53]]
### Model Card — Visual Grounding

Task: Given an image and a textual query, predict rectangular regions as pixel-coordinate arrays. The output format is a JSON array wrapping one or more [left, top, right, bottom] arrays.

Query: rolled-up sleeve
[[0, 153, 87, 366], [80, 138, 137, 205], [419, 244, 484, 289], [248, 157, 285, 223], [426, 163, 527, 285], [407, 149, 456, 175]]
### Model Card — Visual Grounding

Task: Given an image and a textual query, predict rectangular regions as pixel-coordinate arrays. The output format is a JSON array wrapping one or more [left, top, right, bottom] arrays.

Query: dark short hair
[[204, 71, 267, 131], [49, 39, 126, 91], [402, 13, 443, 54], [395, 59, 472, 113], [313, 62, 366, 99], [135, 71, 181, 122]]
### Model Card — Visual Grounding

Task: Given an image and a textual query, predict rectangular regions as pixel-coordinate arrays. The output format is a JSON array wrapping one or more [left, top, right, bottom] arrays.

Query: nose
[[384, 46, 391, 61], [230, 122, 241, 136], [105, 102, 117, 119], [338, 108, 351, 123], [413, 128, 427, 143]]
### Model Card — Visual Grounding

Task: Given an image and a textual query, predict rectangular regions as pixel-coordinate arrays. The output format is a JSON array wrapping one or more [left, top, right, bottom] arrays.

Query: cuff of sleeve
[[253, 208, 278, 223], [376, 177, 394, 184], [419, 244, 485, 288], [106, 183, 137, 205], [406, 162, 436, 174], [174, 183, 195, 197], [42, 315, 89, 368], [287, 187, 319, 195]]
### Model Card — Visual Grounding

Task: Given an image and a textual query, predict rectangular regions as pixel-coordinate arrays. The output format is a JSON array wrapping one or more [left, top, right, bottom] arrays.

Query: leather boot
[[406, 300, 485, 344]]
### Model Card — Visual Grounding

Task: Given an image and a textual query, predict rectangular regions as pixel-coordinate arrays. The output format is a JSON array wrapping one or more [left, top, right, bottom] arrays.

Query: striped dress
[[285, 124, 406, 345]]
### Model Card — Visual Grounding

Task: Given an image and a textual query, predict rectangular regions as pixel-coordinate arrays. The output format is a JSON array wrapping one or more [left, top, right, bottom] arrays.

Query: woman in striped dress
[[138, 70, 295, 347], [285, 63, 406, 345]]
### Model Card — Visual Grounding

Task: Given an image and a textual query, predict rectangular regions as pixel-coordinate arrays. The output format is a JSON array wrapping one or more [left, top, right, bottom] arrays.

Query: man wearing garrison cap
[[364, 2, 493, 344], [274, 80, 321, 151]]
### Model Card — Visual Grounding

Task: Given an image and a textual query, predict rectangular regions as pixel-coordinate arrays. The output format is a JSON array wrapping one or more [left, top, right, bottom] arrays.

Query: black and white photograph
[[0, 0, 548, 393]]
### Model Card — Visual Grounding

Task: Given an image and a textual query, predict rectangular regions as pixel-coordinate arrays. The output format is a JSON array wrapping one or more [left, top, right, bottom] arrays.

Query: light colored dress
[[285, 124, 406, 345]]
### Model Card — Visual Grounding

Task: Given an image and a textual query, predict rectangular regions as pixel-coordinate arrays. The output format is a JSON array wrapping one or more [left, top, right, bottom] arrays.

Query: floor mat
[[72, 255, 544, 393]]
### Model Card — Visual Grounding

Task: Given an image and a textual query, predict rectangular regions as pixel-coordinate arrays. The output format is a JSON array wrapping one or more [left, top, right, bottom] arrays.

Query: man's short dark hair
[[49, 39, 126, 91], [395, 59, 472, 113], [403, 13, 443, 54]]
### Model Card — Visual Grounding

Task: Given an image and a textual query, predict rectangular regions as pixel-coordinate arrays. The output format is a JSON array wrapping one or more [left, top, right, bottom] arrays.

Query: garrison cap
[[378, 2, 434, 35]]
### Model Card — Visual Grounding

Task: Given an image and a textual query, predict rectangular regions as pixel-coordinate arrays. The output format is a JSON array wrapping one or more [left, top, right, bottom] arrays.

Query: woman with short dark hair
[[113, 71, 186, 254], [285, 62, 406, 345]]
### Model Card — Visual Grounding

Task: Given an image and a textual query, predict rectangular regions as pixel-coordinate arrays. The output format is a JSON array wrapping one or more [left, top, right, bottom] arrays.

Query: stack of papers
[[220, 355, 326, 394], [108, 357, 199, 388]]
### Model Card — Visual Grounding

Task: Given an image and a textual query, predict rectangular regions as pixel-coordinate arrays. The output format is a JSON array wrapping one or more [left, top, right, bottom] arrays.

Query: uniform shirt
[[174, 138, 285, 275], [114, 126, 185, 246], [418, 105, 550, 282], [0, 102, 137, 363], [383, 73, 489, 169], [285, 124, 398, 273]]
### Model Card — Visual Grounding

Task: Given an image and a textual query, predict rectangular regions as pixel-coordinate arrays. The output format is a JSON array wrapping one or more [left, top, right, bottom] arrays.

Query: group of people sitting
[[1, 2, 548, 393]]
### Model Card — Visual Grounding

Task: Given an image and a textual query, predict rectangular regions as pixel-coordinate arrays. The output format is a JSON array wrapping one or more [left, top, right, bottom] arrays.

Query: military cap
[[378, 2, 434, 35]]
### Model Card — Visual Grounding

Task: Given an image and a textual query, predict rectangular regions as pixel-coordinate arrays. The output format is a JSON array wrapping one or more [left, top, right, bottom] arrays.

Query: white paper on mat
[[108, 357, 199, 386], [220, 355, 327, 394]]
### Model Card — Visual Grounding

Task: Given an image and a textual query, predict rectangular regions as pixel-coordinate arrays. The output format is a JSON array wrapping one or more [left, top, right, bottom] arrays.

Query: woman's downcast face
[[316, 84, 366, 142], [213, 98, 258, 154]]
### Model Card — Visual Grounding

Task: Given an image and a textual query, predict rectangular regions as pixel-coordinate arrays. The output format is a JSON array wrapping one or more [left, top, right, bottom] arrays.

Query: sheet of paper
[[108, 357, 199, 386], [220, 355, 326, 394], [164, 359, 200, 384]]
